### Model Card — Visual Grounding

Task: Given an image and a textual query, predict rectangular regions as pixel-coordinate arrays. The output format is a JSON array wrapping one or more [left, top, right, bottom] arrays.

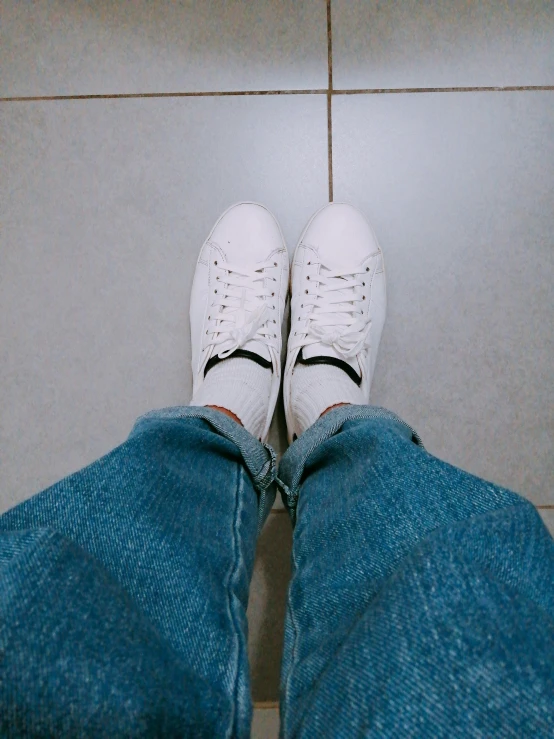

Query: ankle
[[289, 364, 365, 437], [320, 402, 350, 419], [190, 357, 271, 439], [206, 405, 243, 426]]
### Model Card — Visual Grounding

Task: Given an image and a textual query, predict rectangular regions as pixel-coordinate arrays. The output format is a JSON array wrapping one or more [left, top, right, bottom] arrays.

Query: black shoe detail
[[204, 349, 273, 377], [296, 351, 362, 387]]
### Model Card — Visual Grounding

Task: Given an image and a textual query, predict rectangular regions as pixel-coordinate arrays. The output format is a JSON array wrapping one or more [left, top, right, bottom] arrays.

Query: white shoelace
[[205, 260, 278, 358], [291, 264, 371, 359]]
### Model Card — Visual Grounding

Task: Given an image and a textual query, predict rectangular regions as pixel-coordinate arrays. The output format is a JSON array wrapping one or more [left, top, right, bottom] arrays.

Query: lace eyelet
[[307, 261, 311, 265], [362, 282, 365, 286], [214, 289, 217, 294], [274, 262, 278, 267], [273, 319, 276, 323], [214, 260, 218, 266], [305, 289, 308, 294], [366, 267, 369, 272], [363, 295, 366, 300], [306, 276, 310, 280], [274, 333, 277, 338], [271, 292, 275, 296]]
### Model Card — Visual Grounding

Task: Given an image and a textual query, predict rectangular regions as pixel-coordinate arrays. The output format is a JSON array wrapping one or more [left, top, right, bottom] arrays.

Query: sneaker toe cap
[[210, 202, 285, 265], [302, 203, 380, 268]]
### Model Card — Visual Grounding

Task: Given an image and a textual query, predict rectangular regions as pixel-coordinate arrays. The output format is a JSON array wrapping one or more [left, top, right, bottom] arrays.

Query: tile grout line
[[0, 89, 328, 102], [326, 0, 334, 202], [334, 85, 554, 95], [1, 86, 552, 104]]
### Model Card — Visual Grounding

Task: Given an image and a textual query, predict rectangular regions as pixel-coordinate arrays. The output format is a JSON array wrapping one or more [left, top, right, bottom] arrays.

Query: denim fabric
[[277, 406, 554, 737], [277, 405, 423, 525], [0, 404, 553, 738], [0, 407, 275, 738]]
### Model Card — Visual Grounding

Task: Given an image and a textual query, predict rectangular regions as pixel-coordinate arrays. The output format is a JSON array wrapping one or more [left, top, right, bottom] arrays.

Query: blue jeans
[[0, 405, 553, 737]]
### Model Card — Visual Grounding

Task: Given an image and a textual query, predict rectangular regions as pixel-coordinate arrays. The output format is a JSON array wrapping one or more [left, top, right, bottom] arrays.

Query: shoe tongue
[[242, 339, 271, 362], [301, 266, 360, 371], [301, 343, 359, 371], [215, 282, 272, 362], [214, 337, 271, 363]]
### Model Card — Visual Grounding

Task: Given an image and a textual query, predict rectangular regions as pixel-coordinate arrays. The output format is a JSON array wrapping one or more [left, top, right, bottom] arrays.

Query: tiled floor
[[1, 1, 553, 732]]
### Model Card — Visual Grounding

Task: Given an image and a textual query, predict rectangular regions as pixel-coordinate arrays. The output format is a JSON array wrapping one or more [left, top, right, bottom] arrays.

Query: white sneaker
[[284, 203, 386, 441], [190, 202, 289, 441]]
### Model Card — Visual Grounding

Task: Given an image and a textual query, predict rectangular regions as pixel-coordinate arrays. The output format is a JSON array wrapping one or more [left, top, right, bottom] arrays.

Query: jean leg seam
[[223, 463, 247, 738], [281, 537, 301, 739]]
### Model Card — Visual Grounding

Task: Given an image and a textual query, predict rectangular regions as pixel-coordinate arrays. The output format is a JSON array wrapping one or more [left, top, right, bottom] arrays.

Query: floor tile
[[248, 511, 292, 701], [0, 95, 327, 512], [0, 0, 327, 97], [539, 509, 554, 537], [333, 91, 554, 505], [332, 1, 554, 89], [252, 707, 280, 738]]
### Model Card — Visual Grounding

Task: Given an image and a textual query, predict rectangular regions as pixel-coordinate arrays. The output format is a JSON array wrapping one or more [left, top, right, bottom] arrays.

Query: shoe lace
[[205, 260, 278, 358], [293, 264, 370, 359]]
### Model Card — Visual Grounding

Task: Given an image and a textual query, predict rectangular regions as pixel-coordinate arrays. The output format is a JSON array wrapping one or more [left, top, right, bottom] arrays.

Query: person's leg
[[0, 406, 276, 738], [277, 405, 554, 738], [0, 200, 289, 737]]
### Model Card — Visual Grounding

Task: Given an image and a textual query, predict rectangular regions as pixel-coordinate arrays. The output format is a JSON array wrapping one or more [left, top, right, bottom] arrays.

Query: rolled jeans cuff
[[130, 406, 277, 532], [277, 405, 423, 525]]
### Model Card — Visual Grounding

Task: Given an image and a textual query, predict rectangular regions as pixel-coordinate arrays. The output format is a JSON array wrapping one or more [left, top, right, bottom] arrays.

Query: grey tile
[[332, 1, 554, 89], [0, 95, 328, 512], [333, 92, 554, 505], [248, 512, 292, 701], [0, 0, 327, 97], [539, 509, 554, 537], [252, 707, 280, 738]]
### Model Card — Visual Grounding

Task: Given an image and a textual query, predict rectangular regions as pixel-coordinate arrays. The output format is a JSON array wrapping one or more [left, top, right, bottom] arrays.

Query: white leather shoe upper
[[190, 202, 289, 440], [284, 203, 386, 441]]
